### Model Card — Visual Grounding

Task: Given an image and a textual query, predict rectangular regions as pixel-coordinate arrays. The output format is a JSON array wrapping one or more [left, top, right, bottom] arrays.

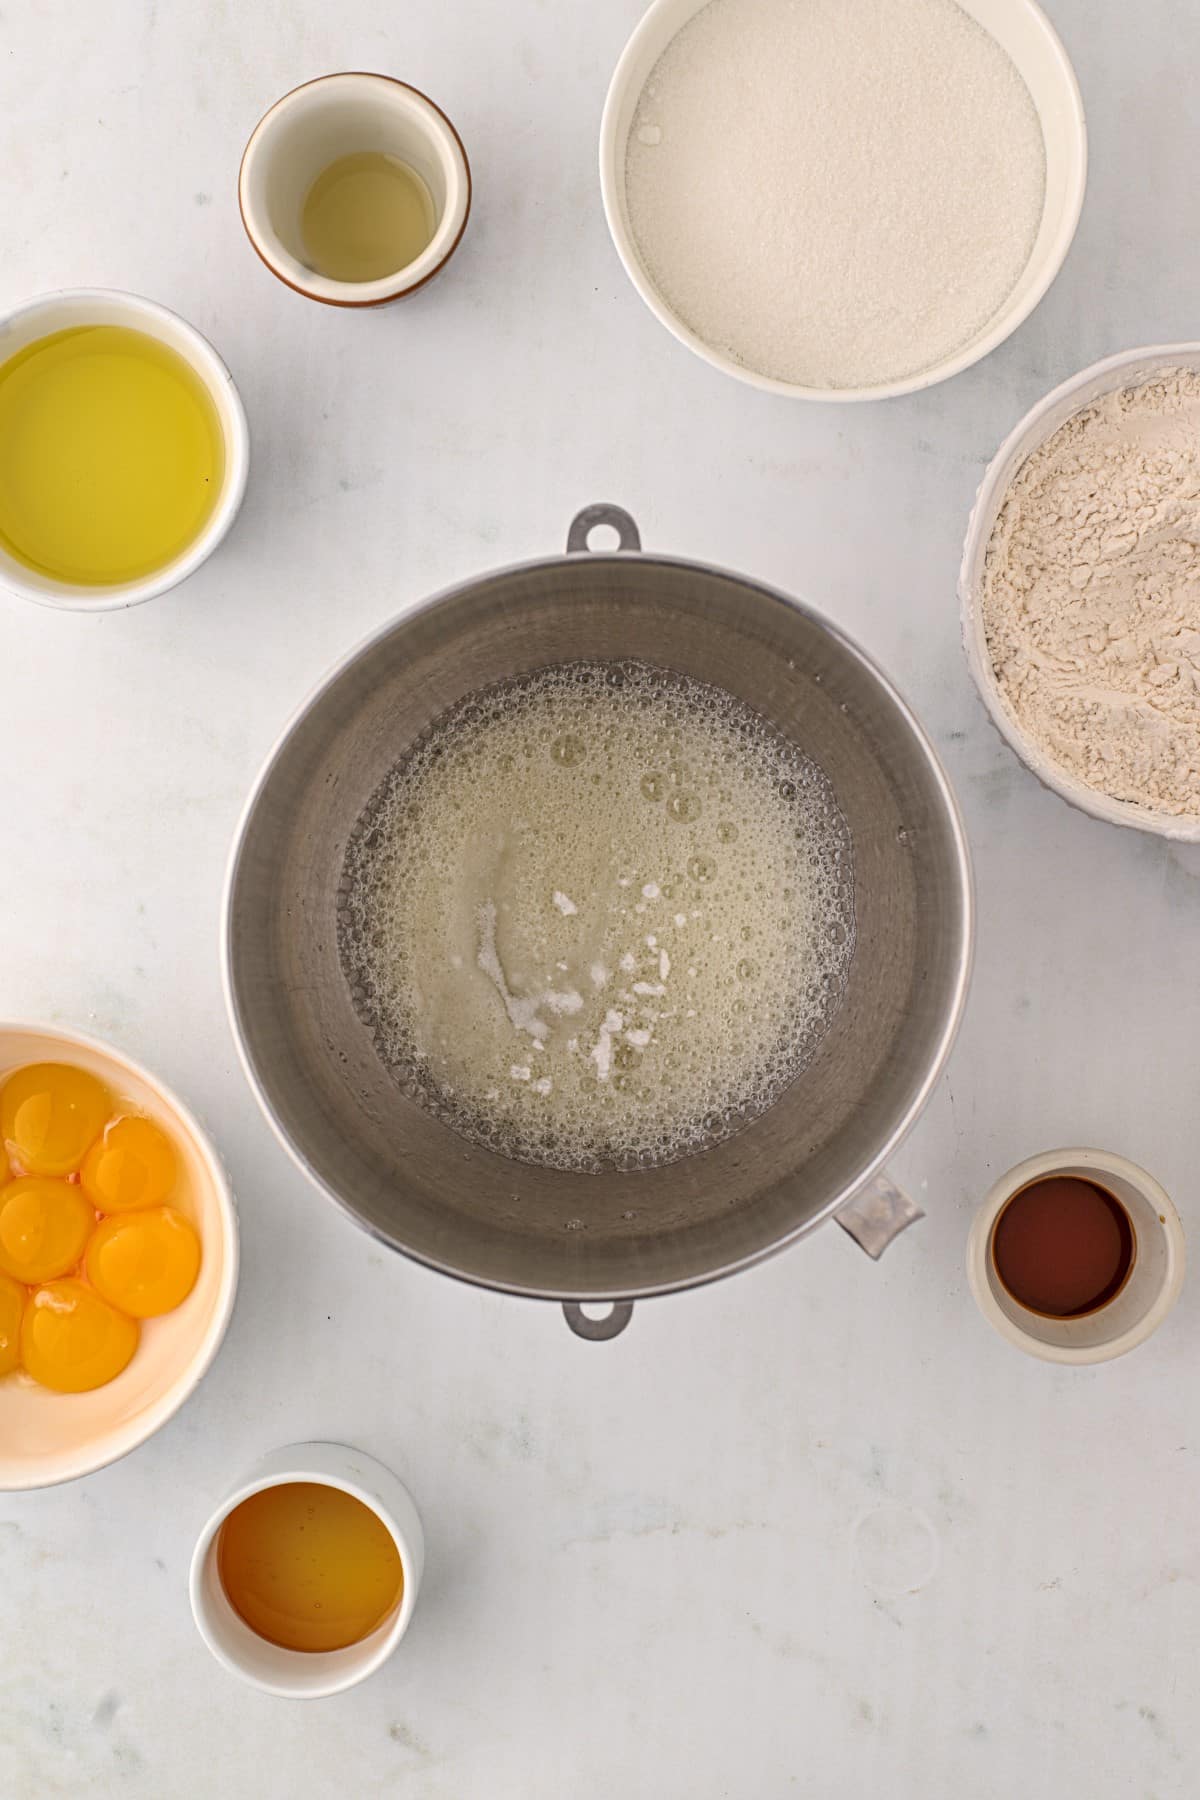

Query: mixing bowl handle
[[834, 1174, 924, 1259], [562, 1301, 635, 1340], [566, 503, 642, 554], [558, 1178, 920, 1333]]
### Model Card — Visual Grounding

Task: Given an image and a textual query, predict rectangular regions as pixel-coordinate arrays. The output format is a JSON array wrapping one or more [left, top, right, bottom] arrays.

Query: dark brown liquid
[[992, 1176, 1135, 1319]]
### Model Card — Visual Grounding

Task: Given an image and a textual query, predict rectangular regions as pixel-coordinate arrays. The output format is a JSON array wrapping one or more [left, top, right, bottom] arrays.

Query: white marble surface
[[2, 0, 1198, 1794]]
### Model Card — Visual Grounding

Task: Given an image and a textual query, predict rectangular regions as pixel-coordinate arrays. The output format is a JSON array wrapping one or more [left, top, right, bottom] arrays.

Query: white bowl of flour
[[961, 344, 1200, 839], [601, 0, 1086, 400]]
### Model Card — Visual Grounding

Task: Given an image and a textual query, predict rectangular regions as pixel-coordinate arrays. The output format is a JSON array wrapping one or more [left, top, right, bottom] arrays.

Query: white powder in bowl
[[625, 0, 1047, 390], [981, 370, 1200, 820]]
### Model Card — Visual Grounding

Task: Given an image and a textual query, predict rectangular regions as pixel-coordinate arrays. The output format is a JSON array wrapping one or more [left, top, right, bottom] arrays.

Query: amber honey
[[218, 1481, 404, 1653]]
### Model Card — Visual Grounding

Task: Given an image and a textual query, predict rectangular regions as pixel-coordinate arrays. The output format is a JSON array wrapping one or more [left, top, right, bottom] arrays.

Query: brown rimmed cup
[[238, 73, 471, 307], [967, 1148, 1185, 1365]]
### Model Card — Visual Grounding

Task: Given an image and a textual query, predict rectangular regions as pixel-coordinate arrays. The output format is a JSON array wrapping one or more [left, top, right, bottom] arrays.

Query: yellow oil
[[217, 1481, 404, 1654], [0, 325, 224, 586], [301, 150, 436, 283]]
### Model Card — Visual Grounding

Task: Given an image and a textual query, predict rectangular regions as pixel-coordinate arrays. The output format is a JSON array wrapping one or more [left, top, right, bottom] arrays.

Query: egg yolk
[[0, 1176, 94, 1282], [85, 1206, 201, 1317], [20, 1279, 138, 1392], [81, 1114, 176, 1212], [0, 1062, 110, 1176], [0, 1272, 24, 1375]]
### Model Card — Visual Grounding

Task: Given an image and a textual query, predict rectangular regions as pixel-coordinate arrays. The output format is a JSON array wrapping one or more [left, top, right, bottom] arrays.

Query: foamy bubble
[[338, 660, 854, 1171]]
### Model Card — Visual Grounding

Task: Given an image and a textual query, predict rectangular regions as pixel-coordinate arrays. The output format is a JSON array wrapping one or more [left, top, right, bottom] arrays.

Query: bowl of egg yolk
[[0, 1024, 238, 1489]]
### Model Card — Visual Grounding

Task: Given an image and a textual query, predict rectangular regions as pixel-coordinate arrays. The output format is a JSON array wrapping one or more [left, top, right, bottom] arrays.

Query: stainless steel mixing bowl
[[224, 506, 972, 1337]]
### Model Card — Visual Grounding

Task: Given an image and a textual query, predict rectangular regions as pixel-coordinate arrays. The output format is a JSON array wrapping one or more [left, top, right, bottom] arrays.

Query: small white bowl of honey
[[0, 289, 249, 610], [190, 1441, 424, 1698], [0, 1022, 239, 1489]]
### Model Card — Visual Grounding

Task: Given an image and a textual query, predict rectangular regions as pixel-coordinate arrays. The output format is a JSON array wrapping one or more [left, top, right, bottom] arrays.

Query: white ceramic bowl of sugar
[[0, 1022, 238, 1490], [600, 0, 1087, 402], [959, 343, 1200, 841]]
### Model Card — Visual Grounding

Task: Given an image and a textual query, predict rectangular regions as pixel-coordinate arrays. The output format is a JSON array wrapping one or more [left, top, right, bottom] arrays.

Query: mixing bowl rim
[[0, 1017, 240, 1490], [222, 545, 974, 1301]]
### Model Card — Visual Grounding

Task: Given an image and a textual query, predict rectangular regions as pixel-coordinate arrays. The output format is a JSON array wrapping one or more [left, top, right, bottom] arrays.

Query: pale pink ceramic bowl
[[0, 1023, 238, 1490]]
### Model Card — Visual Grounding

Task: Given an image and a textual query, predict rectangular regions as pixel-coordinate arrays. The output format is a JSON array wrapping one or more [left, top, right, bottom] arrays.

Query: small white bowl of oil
[[0, 289, 248, 610], [238, 72, 472, 307], [190, 1441, 425, 1698], [0, 1021, 239, 1490]]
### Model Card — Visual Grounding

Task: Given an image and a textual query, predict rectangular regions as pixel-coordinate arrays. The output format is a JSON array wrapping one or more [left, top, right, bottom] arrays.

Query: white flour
[[981, 370, 1200, 818], [625, 0, 1046, 389]]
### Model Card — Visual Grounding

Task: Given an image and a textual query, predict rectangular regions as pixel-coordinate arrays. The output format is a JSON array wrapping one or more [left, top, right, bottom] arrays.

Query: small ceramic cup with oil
[[239, 73, 471, 306], [190, 1441, 424, 1697], [967, 1148, 1186, 1365]]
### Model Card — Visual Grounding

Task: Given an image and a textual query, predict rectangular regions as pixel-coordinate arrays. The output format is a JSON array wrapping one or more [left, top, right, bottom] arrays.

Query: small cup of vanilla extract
[[967, 1149, 1185, 1365], [190, 1441, 423, 1696], [239, 73, 471, 307]]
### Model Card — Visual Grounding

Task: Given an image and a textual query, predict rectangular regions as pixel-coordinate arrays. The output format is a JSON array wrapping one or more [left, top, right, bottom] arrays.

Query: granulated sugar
[[625, 0, 1046, 390]]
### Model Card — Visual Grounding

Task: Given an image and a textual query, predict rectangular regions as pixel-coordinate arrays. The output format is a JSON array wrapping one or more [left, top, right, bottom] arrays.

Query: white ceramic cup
[[239, 73, 472, 307], [0, 289, 249, 611], [967, 1148, 1186, 1365], [600, 0, 1087, 401], [190, 1441, 424, 1698]]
